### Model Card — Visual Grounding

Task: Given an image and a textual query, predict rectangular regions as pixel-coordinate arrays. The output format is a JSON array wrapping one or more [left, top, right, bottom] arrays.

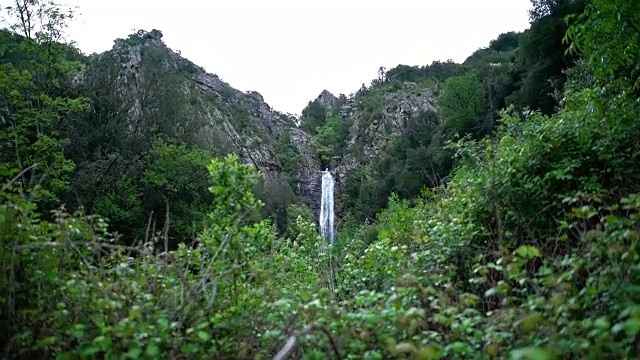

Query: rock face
[[289, 127, 322, 216], [95, 29, 323, 216], [92, 29, 439, 224], [316, 90, 339, 108], [331, 82, 438, 215], [349, 83, 435, 159]]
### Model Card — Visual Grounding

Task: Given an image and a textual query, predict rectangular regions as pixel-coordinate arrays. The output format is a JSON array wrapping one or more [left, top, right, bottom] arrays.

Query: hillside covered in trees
[[2, 0, 640, 359]]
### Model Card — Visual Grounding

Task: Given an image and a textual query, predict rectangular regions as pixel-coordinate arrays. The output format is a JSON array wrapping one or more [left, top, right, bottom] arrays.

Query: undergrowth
[[3, 82, 640, 359]]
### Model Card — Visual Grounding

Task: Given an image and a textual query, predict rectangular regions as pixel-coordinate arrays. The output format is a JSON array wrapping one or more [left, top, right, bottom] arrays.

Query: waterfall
[[319, 169, 335, 244]]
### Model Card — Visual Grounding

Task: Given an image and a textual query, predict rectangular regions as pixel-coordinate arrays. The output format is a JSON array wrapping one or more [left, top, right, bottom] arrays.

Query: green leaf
[[79, 345, 101, 356], [448, 342, 470, 354], [125, 347, 142, 359], [624, 317, 640, 337], [515, 245, 542, 259], [485, 287, 497, 297], [70, 323, 85, 338], [510, 347, 554, 360], [146, 344, 160, 357], [197, 331, 211, 342]]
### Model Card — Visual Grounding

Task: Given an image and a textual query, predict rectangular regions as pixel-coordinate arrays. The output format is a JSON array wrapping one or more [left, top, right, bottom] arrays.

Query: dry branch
[[273, 323, 341, 360]]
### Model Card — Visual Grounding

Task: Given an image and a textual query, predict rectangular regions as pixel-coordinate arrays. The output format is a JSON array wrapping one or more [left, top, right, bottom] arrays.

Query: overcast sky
[[61, 0, 532, 115]]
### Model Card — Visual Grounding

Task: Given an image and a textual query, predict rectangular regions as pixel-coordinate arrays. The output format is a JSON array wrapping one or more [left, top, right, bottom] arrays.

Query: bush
[[0, 155, 323, 359]]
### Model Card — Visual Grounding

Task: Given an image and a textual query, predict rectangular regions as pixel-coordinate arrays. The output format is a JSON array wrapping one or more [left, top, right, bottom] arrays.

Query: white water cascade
[[319, 169, 335, 244]]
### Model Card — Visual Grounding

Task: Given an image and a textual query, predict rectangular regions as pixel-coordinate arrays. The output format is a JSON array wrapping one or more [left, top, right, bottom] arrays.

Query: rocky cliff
[[341, 82, 436, 164], [302, 82, 438, 219], [92, 29, 441, 223], [93, 29, 324, 216]]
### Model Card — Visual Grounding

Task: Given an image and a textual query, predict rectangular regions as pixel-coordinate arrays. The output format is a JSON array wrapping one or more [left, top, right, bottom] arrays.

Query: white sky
[[61, 0, 532, 115]]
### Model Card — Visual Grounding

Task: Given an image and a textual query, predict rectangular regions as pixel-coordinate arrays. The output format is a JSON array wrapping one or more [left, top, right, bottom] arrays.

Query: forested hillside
[[0, 18, 321, 246], [2, 0, 640, 359], [298, 0, 586, 221]]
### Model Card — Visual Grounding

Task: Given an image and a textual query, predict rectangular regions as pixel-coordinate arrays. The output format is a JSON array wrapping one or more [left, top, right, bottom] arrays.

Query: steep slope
[[300, 80, 442, 221], [79, 17, 575, 232], [90, 29, 323, 215], [301, 23, 570, 222], [338, 82, 437, 171], [336, 83, 438, 215]]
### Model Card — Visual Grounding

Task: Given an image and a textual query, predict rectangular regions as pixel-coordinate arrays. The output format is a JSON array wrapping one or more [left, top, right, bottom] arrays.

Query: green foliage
[[1, 154, 338, 359], [1, 0, 75, 43], [299, 99, 327, 135], [0, 27, 89, 209], [232, 108, 253, 132], [142, 137, 213, 244], [311, 115, 348, 168], [207, 154, 263, 222], [345, 46, 521, 220], [529, 0, 580, 21], [341, 0, 591, 222], [274, 129, 304, 176], [385, 60, 463, 84], [344, 110, 453, 220], [66, 33, 210, 244], [261, 129, 309, 235], [255, 174, 298, 236], [437, 73, 487, 137], [72, 134, 214, 247], [3, 0, 640, 359], [354, 88, 385, 130], [316, 47, 640, 355], [566, 0, 640, 93], [92, 175, 142, 226], [284, 203, 315, 240], [178, 59, 201, 77], [489, 32, 521, 52], [507, 0, 585, 115]]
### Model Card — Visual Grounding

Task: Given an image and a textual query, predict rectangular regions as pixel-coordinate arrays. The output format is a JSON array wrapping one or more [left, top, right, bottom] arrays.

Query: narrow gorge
[[90, 28, 446, 231]]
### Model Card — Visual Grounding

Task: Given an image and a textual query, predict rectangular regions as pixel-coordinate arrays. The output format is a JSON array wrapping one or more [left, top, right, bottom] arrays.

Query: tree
[[371, 65, 387, 87], [141, 137, 213, 246], [311, 115, 347, 169], [255, 174, 298, 236], [567, 0, 640, 93], [489, 31, 521, 52], [529, 0, 581, 21], [436, 73, 487, 137], [507, 0, 586, 115], [203, 154, 271, 269], [0, 3, 88, 210], [378, 66, 386, 83], [1, 0, 75, 44], [67, 33, 209, 242], [273, 129, 303, 177], [299, 99, 327, 135]]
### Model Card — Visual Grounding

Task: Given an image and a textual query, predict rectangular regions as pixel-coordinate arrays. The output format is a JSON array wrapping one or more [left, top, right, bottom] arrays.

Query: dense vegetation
[[0, 2, 306, 248], [310, 0, 588, 220], [2, 0, 640, 358]]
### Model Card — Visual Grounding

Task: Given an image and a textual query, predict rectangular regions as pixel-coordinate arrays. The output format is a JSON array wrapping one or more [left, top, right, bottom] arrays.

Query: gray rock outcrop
[[97, 29, 323, 216]]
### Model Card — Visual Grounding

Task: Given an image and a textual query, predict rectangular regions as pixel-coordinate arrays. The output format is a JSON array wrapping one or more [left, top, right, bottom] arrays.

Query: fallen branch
[[273, 323, 341, 360], [2, 163, 38, 191]]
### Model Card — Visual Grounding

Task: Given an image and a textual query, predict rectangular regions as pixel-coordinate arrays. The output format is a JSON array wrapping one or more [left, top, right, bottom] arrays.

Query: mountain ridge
[[88, 27, 450, 224], [105, 29, 327, 219]]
